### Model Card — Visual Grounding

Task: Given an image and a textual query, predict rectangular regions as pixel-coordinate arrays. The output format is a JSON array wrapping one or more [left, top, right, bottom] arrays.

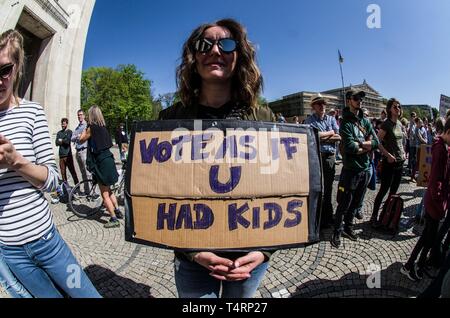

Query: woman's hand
[[0, 134, 22, 169], [193, 252, 234, 277], [209, 252, 266, 282], [387, 153, 396, 164], [0, 134, 49, 189]]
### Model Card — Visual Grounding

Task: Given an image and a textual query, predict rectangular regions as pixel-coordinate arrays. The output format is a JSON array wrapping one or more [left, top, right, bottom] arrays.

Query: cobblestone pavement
[[0, 162, 439, 298]]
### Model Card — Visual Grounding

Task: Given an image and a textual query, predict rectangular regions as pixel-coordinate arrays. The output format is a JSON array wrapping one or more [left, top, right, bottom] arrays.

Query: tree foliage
[[258, 95, 269, 108], [432, 107, 439, 120], [402, 107, 434, 122], [81, 65, 161, 134], [156, 92, 180, 110]]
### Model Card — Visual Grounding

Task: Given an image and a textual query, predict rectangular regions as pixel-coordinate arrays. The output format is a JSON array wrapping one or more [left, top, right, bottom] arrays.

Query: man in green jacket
[[331, 90, 379, 248]]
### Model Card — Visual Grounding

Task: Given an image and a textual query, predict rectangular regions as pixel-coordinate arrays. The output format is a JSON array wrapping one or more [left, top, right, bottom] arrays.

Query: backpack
[[379, 195, 404, 234]]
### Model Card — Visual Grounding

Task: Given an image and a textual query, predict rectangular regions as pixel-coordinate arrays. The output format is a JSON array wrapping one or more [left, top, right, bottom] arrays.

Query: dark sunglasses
[[352, 96, 362, 102], [194, 38, 237, 54], [0, 63, 14, 79]]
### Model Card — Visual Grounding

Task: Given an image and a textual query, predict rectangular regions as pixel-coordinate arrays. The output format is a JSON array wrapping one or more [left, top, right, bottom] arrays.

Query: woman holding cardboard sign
[[159, 19, 276, 298]]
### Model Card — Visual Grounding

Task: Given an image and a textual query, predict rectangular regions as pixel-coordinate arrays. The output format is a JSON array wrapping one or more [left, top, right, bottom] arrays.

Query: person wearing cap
[[330, 90, 379, 248], [328, 109, 343, 161], [328, 108, 336, 117], [305, 94, 341, 229]]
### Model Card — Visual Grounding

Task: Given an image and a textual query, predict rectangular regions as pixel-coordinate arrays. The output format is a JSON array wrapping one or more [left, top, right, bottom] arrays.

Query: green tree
[[258, 95, 269, 107], [156, 92, 180, 109], [81, 64, 160, 136], [402, 107, 432, 122], [432, 107, 439, 120]]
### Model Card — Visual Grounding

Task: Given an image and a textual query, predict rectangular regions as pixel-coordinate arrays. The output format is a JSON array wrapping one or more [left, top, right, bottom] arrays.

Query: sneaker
[[115, 209, 124, 219], [415, 266, 424, 280], [330, 232, 341, 249], [369, 215, 379, 227], [342, 228, 358, 241], [104, 219, 120, 229], [355, 211, 364, 220], [400, 265, 422, 282]]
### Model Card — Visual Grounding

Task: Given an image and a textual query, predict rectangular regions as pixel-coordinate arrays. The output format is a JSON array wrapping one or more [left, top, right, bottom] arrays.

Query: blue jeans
[[174, 257, 269, 298], [0, 226, 101, 298], [0, 254, 32, 298]]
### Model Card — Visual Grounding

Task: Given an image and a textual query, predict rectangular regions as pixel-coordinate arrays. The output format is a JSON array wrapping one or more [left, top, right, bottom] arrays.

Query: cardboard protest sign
[[125, 120, 322, 252], [417, 144, 432, 187], [440, 94, 450, 118]]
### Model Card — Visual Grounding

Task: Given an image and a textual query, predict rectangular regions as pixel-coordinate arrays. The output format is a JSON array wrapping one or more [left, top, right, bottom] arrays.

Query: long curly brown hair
[[386, 98, 402, 119], [0, 30, 24, 102], [176, 18, 263, 109]]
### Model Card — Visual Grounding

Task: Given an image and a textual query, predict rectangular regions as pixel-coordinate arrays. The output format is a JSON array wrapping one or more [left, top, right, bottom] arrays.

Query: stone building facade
[[0, 0, 96, 137]]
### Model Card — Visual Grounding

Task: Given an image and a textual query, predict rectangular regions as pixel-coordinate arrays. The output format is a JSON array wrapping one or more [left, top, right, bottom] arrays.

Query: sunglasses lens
[[218, 39, 237, 53], [195, 39, 213, 53], [0, 64, 14, 79], [195, 38, 237, 54]]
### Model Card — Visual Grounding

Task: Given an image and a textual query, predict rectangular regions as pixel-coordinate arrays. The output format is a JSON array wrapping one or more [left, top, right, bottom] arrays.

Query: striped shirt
[[0, 100, 59, 246]]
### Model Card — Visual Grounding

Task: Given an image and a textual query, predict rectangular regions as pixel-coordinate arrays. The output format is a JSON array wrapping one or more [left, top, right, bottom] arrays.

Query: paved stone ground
[[0, 161, 442, 298]]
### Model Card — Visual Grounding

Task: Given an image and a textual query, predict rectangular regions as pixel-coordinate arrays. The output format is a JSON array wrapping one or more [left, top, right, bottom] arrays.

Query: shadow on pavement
[[84, 265, 154, 298], [291, 262, 427, 298]]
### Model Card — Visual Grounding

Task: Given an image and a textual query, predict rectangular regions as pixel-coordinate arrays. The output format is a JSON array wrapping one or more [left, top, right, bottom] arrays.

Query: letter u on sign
[[209, 165, 242, 194]]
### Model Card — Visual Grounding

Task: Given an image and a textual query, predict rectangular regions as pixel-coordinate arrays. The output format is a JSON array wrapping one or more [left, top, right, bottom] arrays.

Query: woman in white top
[[0, 30, 100, 298]]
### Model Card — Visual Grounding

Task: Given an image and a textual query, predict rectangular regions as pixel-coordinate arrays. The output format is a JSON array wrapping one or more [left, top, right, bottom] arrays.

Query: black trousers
[[334, 168, 371, 234], [429, 211, 450, 265], [418, 252, 450, 298], [406, 213, 440, 269], [321, 153, 336, 226], [372, 160, 404, 219]]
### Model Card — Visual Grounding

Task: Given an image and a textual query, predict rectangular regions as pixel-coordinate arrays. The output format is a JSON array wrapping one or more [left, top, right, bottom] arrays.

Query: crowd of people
[[302, 91, 450, 298], [1, 18, 450, 299]]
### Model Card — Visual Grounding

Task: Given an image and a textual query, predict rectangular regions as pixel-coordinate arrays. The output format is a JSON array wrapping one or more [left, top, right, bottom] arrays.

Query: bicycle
[[69, 161, 127, 218]]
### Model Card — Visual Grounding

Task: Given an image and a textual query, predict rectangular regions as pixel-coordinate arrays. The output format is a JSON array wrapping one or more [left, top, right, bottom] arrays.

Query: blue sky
[[83, 0, 450, 107]]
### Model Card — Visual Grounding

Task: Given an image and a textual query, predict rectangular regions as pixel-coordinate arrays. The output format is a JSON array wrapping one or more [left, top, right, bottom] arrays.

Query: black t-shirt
[[196, 101, 235, 119], [89, 124, 113, 153]]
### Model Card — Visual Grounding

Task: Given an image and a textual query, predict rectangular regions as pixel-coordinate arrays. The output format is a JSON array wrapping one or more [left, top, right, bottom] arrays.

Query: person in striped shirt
[[0, 30, 100, 298]]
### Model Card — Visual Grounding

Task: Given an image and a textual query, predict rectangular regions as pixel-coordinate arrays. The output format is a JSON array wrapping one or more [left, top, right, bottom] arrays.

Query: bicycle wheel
[[69, 180, 103, 218]]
